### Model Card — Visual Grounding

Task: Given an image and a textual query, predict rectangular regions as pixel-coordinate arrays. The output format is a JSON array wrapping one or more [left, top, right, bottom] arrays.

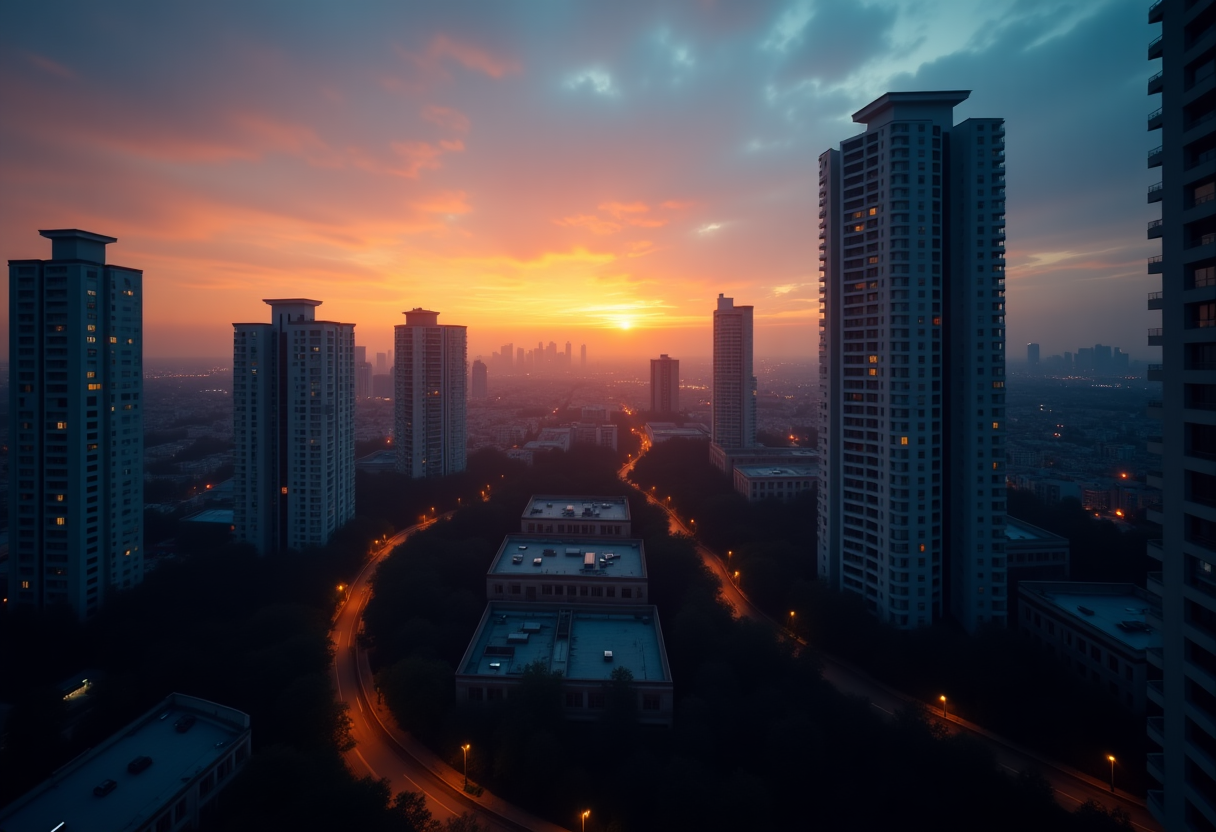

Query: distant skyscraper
[[564, 341, 572, 367], [650, 354, 680, 414], [500, 343, 514, 373], [354, 345, 371, 399], [471, 358, 488, 399], [817, 91, 1006, 633], [7, 229, 144, 618], [233, 299, 355, 555], [712, 294, 755, 449], [1142, 3, 1216, 827], [375, 351, 388, 375], [517, 346, 525, 369], [395, 309, 467, 478], [580, 343, 587, 368], [1027, 343, 1040, 367]]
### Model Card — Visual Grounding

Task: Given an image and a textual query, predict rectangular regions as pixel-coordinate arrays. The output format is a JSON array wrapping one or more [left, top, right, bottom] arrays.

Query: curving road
[[331, 519, 570, 832], [620, 461, 1161, 831]]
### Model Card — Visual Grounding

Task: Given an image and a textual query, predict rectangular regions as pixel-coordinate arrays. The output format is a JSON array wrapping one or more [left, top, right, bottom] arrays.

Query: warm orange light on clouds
[[0, 1, 1163, 364]]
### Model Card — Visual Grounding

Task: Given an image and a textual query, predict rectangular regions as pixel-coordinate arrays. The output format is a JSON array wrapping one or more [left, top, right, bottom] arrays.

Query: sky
[[0, 0, 1159, 364]]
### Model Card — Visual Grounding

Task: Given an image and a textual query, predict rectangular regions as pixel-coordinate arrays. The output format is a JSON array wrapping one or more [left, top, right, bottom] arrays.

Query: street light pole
[[940, 695, 948, 719], [1107, 754, 1116, 793], [581, 809, 590, 832], [461, 744, 470, 789]]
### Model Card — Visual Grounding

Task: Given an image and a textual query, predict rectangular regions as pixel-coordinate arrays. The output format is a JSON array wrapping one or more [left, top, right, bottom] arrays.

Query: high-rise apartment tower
[[1027, 343, 1040, 367], [650, 354, 680, 414], [233, 299, 356, 554], [817, 91, 1007, 634], [712, 295, 756, 449], [394, 309, 467, 478], [1142, 2, 1216, 828], [7, 230, 144, 618], [471, 358, 488, 400]]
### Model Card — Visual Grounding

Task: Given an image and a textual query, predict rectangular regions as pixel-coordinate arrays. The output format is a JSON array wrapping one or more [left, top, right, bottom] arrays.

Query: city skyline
[[0, 1, 1160, 363]]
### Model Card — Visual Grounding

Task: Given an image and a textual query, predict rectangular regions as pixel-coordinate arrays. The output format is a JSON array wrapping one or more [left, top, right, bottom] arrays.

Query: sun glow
[[618, 318, 633, 330]]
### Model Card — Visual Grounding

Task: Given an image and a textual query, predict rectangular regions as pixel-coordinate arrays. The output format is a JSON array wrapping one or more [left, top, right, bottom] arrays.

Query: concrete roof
[[523, 495, 630, 523], [489, 535, 645, 579], [1005, 516, 1068, 543], [1020, 582, 1161, 653], [459, 603, 670, 683], [735, 465, 818, 478], [0, 694, 249, 832], [181, 509, 234, 526]]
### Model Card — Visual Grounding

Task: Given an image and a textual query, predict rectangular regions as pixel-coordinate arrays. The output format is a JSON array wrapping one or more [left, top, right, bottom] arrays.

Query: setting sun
[[618, 319, 633, 331]]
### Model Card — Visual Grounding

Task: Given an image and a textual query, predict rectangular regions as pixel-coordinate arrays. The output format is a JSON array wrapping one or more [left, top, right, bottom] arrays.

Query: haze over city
[[1, 0, 1156, 361]]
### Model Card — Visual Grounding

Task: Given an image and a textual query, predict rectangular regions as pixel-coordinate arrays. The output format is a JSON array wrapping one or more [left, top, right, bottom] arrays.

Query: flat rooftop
[[523, 495, 630, 523], [1021, 583, 1161, 653], [490, 535, 645, 579], [1005, 516, 1068, 543], [0, 694, 249, 832], [460, 604, 670, 683], [735, 465, 818, 478], [182, 509, 234, 526]]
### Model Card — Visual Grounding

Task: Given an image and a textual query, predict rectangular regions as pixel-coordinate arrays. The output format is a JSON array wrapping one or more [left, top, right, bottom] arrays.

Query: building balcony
[[1148, 400, 1164, 421], [1149, 106, 1164, 130], [1148, 363, 1165, 381], [1147, 715, 1165, 747], [1149, 70, 1164, 95], [1148, 290, 1163, 309], [1148, 645, 1164, 668], [1148, 217, 1163, 238], [1147, 505, 1164, 528], [1147, 680, 1165, 709], [1149, 254, 1164, 273], [1147, 469, 1164, 488], [1148, 790, 1165, 824], [1147, 570, 1164, 597], [1149, 327, 1164, 346], [1148, 434, 1163, 454], [1149, 34, 1163, 60], [1149, 144, 1163, 167], [1148, 180, 1163, 201], [1149, 0, 1163, 23]]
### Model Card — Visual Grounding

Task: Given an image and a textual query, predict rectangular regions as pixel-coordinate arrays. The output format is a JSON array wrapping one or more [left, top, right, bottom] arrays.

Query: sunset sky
[[0, 0, 1158, 364]]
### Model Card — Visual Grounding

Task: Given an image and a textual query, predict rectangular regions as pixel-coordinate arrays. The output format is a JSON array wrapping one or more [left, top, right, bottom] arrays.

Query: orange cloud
[[427, 35, 521, 78], [422, 104, 470, 133], [599, 201, 649, 218], [554, 214, 623, 235]]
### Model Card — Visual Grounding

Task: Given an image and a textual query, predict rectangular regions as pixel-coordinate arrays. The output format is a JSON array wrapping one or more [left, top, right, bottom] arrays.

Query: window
[[468, 687, 484, 702], [587, 692, 605, 708], [565, 691, 583, 707]]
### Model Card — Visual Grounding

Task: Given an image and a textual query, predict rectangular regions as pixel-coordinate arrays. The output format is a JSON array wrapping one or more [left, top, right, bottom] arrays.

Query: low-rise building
[[455, 602, 673, 725], [733, 464, 818, 504], [521, 495, 631, 536], [0, 692, 251, 832], [488, 535, 648, 604], [1004, 516, 1070, 608], [643, 422, 710, 446], [1017, 582, 1160, 713], [709, 443, 819, 474]]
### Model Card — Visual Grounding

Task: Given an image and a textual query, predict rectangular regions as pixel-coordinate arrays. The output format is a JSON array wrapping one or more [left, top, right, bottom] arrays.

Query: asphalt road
[[621, 461, 1161, 832], [330, 519, 570, 832]]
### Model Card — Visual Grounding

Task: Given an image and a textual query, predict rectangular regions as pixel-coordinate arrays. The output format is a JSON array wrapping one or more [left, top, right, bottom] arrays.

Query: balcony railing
[[1194, 191, 1216, 207], [1188, 110, 1216, 131], [1149, 34, 1163, 59], [1149, 0, 1163, 22], [1149, 144, 1162, 158]]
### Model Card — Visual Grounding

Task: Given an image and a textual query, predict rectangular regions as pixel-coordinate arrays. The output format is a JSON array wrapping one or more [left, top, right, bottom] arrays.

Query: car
[[127, 755, 153, 774], [174, 714, 196, 733], [93, 779, 118, 797]]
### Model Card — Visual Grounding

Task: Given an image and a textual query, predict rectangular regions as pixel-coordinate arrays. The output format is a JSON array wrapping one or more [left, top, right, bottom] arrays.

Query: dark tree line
[[363, 445, 1132, 831], [626, 436, 1148, 796]]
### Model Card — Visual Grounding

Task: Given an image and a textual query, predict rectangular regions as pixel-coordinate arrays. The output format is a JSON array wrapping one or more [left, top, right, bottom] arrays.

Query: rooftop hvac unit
[[522, 622, 542, 633], [603, 651, 613, 661], [565, 547, 581, 556], [507, 632, 530, 643], [512, 555, 523, 564], [533, 558, 543, 566], [584, 553, 596, 570], [489, 662, 501, 670], [1077, 606, 1095, 616]]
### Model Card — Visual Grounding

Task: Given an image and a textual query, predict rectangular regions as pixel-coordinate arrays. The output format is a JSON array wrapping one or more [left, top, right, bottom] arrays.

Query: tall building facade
[[650, 354, 680, 414], [712, 295, 755, 449], [817, 91, 1007, 633], [394, 308, 467, 478], [471, 358, 488, 399], [233, 299, 355, 555], [7, 230, 144, 617], [1027, 342, 1040, 367], [1143, 2, 1216, 828]]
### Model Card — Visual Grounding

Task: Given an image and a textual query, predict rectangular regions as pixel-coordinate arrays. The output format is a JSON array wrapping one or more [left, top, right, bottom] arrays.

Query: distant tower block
[[650, 354, 680, 414], [395, 309, 467, 477]]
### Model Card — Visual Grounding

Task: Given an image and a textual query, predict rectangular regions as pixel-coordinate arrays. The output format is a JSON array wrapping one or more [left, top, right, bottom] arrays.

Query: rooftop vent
[[1117, 620, 1152, 633], [533, 558, 543, 566], [603, 651, 614, 662], [1077, 606, 1095, 616]]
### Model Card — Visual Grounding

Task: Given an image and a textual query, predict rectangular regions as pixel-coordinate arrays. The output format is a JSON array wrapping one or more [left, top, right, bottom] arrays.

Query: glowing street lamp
[[788, 611, 796, 631], [940, 695, 948, 719], [733, 570, 740, 586], [1106, 754, 1116, 793], [462, 744, 471, 789], [581, 810, 591, 832]]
